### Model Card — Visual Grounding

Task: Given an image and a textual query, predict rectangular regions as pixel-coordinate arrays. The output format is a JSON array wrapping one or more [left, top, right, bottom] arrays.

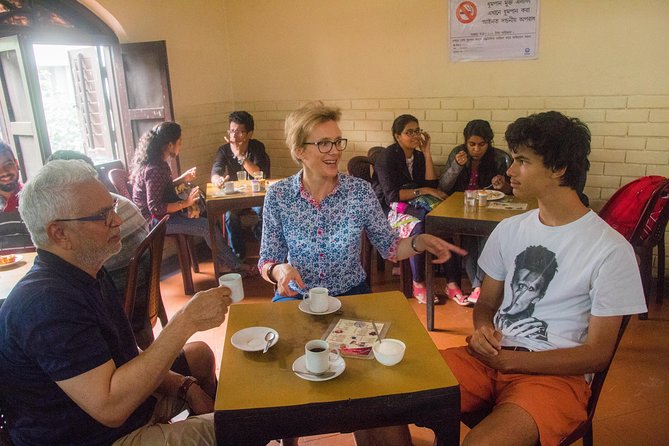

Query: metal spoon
[[292, 368, 337, 379], [262, 331, 276, 353], [372, 321, 383, 344]]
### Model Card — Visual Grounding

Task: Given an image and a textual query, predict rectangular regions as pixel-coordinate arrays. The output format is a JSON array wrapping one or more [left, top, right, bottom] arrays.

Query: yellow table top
[[215, 291, 458, 411], [429, 191, 538, 223]]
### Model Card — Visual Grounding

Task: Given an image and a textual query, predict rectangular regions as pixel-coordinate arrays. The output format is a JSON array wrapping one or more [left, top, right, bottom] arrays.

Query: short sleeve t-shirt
[[0, 250, 154, 445], [479, 209, 647, 352]]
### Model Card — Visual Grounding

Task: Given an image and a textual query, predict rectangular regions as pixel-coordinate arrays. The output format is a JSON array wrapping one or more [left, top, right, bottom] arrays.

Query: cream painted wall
[[88, 0, 234, 108], [224, 0, 669, 100]]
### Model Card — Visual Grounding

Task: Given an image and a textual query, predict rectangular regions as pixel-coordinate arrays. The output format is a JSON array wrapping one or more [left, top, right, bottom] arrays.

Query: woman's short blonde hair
[[285, 101, 341, 164]]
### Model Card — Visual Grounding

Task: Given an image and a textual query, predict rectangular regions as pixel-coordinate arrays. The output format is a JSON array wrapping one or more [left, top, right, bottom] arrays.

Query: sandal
[[413, 283, 439, 305], [446, 286, 469, 306], [467, 288, 480, 305]]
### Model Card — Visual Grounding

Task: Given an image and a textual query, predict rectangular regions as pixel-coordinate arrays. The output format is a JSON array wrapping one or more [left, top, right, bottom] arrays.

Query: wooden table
[[0, 252, 37, 300], [214, 291, 460, 445], [205, 181, 268, 278], [425, 192, 538, 330]]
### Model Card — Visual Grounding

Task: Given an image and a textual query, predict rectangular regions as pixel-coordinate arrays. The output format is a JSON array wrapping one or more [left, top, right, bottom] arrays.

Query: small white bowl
[[372, 339, 406, 366]]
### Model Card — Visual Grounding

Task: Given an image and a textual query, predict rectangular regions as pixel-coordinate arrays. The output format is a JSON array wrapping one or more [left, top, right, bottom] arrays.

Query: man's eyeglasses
[[403, 128, 423, 137], [55, 199, 119, 227], [303, 138, 348, 153], [227, 129, 248, 136]]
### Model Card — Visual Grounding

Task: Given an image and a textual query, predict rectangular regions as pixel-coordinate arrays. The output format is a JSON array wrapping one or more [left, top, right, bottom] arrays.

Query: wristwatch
[[177, 376, 198, 402], [414, 188, 421, 197]]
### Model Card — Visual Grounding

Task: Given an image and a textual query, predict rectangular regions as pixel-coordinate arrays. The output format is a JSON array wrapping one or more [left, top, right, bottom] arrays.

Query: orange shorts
[[442, 346, 591, 446]]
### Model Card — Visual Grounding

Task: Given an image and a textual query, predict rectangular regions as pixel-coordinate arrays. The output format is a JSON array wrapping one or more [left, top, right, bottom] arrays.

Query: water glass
[[464, 190, 477, 207], [252, 171, 264, 180], [237, 171, 248, 181]]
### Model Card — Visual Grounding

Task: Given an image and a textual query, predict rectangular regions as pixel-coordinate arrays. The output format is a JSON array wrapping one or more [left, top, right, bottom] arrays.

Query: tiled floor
[[158, 247, 669, 445]]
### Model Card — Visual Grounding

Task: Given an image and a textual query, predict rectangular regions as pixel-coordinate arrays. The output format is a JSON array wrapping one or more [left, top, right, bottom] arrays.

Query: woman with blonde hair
[[259, 101, 465, 445], [259, 102, 464, 300]]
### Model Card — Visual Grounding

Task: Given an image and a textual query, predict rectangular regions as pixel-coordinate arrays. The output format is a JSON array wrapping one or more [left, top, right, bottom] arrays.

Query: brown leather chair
[[123, 215, 169, 349], [458, 315, 631, 446], [108, 168, 199, 295]]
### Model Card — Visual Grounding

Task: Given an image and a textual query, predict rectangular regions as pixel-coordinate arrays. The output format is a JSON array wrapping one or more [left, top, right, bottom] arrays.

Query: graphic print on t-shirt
[[495, 245, 558, 345]]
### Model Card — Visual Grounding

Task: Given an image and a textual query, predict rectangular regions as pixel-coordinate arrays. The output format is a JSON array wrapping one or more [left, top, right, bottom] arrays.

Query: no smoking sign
[[456, 1, 477, 24]]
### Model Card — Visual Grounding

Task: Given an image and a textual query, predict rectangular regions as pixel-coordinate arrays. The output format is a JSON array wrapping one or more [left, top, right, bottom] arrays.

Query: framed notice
[[449, 0, 540, 62]]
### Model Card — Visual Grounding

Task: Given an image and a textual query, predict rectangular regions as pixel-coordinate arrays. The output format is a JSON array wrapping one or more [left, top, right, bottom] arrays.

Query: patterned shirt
[[259, 172, 400, 296], [132, 161, 173, 221]]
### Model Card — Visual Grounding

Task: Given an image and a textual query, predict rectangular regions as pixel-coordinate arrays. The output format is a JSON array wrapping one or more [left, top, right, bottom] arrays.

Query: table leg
[[207, 202, 221, 279], [426, 250, 435, 331]]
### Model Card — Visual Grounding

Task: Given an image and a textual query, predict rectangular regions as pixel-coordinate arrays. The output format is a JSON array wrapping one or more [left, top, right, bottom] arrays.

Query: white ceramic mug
[[237, 171, 248, 181], [307, 287, 329, 313], [305, 339, 340, 374], [224, 181, 235, 193], [218, 273, 244, 303]]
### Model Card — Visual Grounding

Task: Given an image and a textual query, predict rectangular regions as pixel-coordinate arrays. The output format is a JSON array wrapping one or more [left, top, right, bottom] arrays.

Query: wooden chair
[[123, 215, 169, 349], [108, 168, 199, 295], [458, 315, 631, 446], [349, 156, 411, 295], [628, 180, 669, 318]]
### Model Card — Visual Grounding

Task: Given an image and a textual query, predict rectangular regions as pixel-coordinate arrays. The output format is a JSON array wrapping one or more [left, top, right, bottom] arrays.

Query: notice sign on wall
[[449, 0, 539, 62]]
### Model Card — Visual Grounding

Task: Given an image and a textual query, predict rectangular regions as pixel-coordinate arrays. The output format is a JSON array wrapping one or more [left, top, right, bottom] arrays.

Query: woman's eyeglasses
[[403, 128, 423, 137], [303, 138, 348, 153], [55, 199, 119, 227]]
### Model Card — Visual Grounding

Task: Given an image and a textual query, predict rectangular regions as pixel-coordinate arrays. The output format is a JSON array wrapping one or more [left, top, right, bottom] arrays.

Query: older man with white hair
[[0, 160, 230, 446]]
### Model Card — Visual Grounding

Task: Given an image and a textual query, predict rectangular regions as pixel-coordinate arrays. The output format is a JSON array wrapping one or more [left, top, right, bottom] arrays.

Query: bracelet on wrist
[[267, 263, 279, 285], [411, 236, 423, 253], [177, 376, 198, 402]]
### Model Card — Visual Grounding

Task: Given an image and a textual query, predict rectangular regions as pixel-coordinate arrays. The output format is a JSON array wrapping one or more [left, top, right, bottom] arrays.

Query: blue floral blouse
[[259, 171, 400, 296]]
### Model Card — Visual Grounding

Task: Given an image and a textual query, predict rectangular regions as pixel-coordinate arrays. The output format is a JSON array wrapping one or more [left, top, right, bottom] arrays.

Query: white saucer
[[292, 354, 346, 381], [230, 327, 279, 352], [213, 190, 241, 197], [298, 296, 342, 315], [0, 254, 23, 269]]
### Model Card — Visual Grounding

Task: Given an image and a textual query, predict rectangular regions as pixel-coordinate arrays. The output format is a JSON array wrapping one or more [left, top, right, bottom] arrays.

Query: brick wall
[[176, 94, 669, 277]]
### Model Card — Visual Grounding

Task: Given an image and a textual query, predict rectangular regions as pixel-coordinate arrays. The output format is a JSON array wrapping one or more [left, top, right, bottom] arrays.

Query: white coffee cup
[[224, 181, 235, 193], [305, 339, 340, 374], [237, 171, 248, 181], [307, 287, 329, 313], [218, 273, 244, 303]]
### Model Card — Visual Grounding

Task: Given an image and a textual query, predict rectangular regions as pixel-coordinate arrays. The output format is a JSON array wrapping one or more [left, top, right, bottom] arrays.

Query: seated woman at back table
[[258, 102, 464, 300], [130, 121, 255, 277], [374, 114, 448, 304], [438, 119, 512, 306], [258, 102, 465, 446]]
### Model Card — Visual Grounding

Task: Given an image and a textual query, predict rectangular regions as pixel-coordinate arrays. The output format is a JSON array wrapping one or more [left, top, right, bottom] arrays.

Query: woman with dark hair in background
[[439, 119, 512, 305], [375, 114, 448, 304], [131, 121, 253, 276]]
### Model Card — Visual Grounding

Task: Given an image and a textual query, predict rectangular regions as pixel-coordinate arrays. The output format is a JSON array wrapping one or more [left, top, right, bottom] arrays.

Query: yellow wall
[[88, 0, 669, 272], [224, 0, 669, 100]]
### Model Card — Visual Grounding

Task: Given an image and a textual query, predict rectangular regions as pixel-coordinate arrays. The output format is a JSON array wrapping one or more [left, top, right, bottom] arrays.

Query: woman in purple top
[[258, 102, 464, 303], [130, 121, 254, 276]]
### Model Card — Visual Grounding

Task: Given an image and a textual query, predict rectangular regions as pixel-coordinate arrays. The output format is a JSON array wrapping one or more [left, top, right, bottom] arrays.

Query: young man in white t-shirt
[[441, 111, 647, 446]]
